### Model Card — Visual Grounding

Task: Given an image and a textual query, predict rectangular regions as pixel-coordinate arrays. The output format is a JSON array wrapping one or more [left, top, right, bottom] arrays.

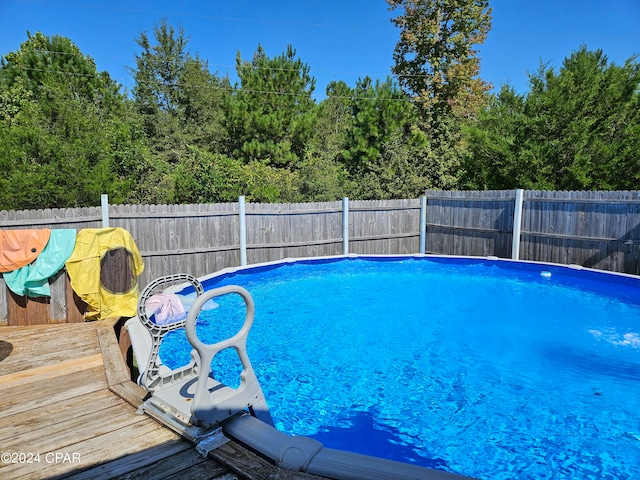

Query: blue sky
[[1, 0, 638, 99]]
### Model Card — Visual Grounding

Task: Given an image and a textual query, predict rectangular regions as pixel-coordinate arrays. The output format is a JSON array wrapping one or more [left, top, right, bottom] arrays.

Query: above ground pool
[[158, 256, 640, 479]]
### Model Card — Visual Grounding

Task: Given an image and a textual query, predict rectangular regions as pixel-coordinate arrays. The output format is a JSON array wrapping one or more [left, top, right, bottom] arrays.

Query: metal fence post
[[342, 197, 349, 255], [419, 196, 427, 254], [101, 194, 110, 228], [239, 196, 247, 266], [512, 189, 524, 260]]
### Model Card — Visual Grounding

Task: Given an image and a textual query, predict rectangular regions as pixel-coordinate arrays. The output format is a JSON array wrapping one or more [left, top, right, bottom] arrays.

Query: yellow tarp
[[65, 227, 144, 321], [0, 229, 51, 273]]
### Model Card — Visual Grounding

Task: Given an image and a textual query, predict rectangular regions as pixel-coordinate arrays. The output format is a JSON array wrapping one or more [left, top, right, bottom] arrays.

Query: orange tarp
[[0, 229, 51, 273]]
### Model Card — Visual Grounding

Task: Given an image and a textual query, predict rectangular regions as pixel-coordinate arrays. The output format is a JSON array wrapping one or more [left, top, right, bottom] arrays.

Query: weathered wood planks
[[0, 322, 100, 375], [1, 272, 86, 326], [5, 190, 639, 327], [0, 322, 232, 480], [0, 321, 323, 480]]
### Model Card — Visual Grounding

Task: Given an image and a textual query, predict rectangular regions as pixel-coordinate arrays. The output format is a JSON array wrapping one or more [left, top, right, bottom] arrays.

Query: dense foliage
[[0, 32, 150, 208], [461, 47, 640, 190], [1, 9, 638, 210]]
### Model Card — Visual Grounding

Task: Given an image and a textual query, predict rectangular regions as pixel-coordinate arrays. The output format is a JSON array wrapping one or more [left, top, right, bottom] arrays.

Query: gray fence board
[[246, 201, 343, 264], [4, 190, 640, 324], [424, 189, 515, 258], [349, 199, 421, 255], [0, 206, 102, 229], [109, 202, 241, 286], [519, 190, 640, 273]]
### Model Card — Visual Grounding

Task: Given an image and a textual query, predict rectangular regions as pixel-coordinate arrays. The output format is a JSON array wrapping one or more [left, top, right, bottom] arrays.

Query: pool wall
[[221, 413, 471, 480], [194, 253, 640, 294]]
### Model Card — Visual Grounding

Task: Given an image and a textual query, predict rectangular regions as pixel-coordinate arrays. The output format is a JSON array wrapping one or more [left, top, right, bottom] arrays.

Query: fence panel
[[245, 201, 343, 264], [349, 199, 421, 255], [0, 208, 98, 325], [424, 190, 516, 258], [4, 191, 640, 325], [0, 206, 102, 230], [521, 190, 640, 274], [109, 202, 241, 287]]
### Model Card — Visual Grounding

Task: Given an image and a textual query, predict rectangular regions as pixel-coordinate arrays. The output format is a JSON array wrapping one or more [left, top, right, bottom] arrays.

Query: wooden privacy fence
[[422, 189, 640, 273], [2, 190, 640, 325]]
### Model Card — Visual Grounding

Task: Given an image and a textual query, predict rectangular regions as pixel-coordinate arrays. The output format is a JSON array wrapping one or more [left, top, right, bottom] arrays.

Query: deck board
[[40, 420, 183, 479], [0, 322, 233, 480], [0, 353, 103, 386], [0, 320, 321, 480], [0, 366, 108, 419], [0, 322, 100, 375], [159, 457, 233, 480], [2, 402, 148, 452], [0, 389, 121, 436], [62, 441, 198, 480], [1, 420, 181, 480]]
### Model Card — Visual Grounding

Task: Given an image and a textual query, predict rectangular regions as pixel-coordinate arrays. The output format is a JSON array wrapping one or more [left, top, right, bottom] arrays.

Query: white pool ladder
[[136, 273, 204, 392], [135, 275, 273, 443]]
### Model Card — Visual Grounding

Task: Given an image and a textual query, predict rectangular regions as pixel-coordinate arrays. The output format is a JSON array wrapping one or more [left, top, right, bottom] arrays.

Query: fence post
[[419, 196, 427, 254], [101, 194, 110, 228], [342, 197, 349, 255], [512, 189, 524, 260], [239, 196, 247, 266], [0, 276, 7, 325]]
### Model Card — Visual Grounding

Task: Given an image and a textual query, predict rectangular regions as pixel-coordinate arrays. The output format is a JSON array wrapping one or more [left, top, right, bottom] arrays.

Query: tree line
[[1, 1, 638, 211]]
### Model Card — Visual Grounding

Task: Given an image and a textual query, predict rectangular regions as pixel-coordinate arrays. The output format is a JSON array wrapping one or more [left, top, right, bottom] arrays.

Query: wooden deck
[[0, 321, 321, 480]]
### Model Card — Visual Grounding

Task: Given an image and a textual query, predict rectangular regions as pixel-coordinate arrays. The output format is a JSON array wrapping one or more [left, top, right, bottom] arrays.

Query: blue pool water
[[159, 257, 640, 479]]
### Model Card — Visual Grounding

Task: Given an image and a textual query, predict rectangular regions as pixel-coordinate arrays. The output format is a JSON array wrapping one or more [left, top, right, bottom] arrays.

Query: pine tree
[[462, 47, 640, 190], [226, 44, 317, 168]]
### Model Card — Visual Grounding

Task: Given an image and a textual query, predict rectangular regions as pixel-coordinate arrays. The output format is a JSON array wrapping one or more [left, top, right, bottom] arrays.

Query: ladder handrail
[[185, 285, 272, 427]]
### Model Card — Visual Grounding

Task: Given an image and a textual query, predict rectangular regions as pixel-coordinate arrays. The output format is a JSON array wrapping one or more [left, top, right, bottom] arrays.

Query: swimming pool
[[158, 256, 640, 479]]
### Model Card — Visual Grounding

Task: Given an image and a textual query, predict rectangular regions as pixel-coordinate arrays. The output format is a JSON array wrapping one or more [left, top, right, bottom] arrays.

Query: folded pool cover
[[65, 227, 144, 321], [3, 229, 76, 297], [0, 229, 51, 273]]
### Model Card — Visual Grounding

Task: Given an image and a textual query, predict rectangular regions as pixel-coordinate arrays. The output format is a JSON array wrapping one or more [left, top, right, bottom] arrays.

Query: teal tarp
[[3, 229, 76, 297]]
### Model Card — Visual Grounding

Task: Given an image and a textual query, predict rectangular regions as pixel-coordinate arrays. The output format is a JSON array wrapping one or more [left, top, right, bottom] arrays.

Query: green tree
[[385, 0, 493, 192], [132, 20, 188, 121], [174, 146, 300, 204], [460, 86, 536, 189], [0, 31, 120, 106], [130, 19, 232, 205], [463, 47, 640, 190], [342, 77, 410, 176], [297, 81, 354, 201], [226, 44, 317, 168], [386, 0, 492, 122], [131, 19, 229, 163], [132, 18, 189, 167], [178, 57, 231, 154], [0, 32, 154, 209], [525, 48, 640, 189], [340, 77, 446, 199], [314, 81, 353, 163]]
